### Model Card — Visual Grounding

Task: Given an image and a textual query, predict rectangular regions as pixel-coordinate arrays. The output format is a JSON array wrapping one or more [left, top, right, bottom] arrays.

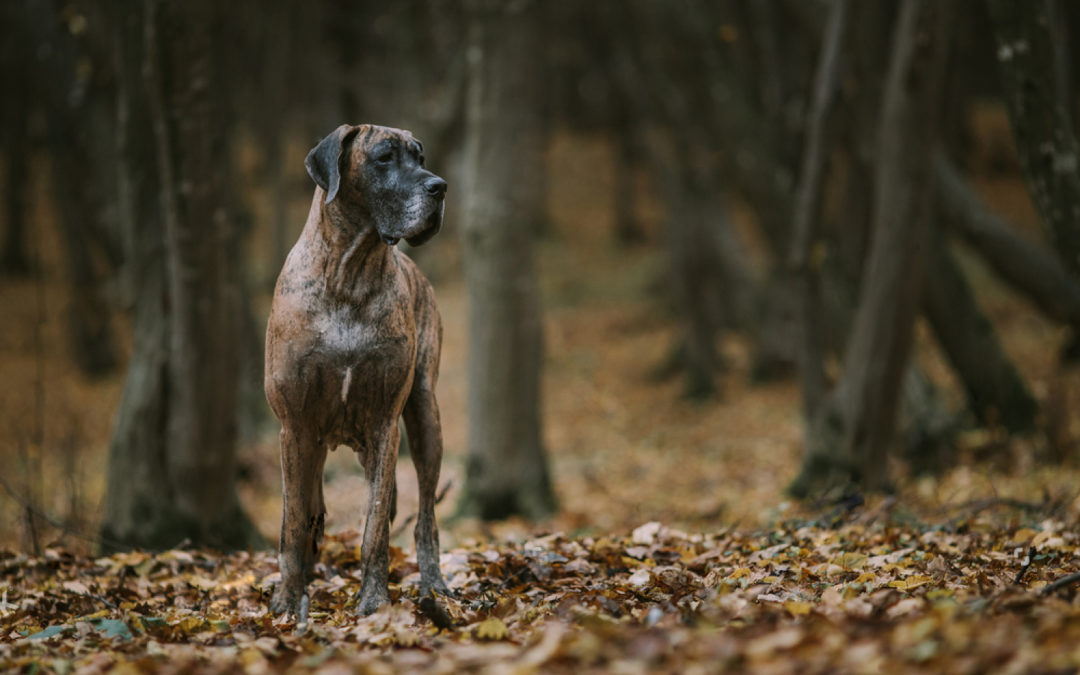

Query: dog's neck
[[305, 188, 396, 301]]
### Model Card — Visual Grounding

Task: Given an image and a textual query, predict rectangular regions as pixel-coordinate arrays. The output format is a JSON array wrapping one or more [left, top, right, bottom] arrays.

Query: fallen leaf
[[474, 617, 510, 641]]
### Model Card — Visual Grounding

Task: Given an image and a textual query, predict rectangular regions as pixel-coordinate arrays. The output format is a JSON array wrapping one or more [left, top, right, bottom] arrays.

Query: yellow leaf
[[727, 567, 751, 580], [853, 572, 876, 584], [474, 617, 510, 641], [177, 616, 209, 633], [783, 601, 812, 616], [760, 576, 780, 584], [831, 553, 867, 570], [1013, 528, 1038, 544], [888, 575, 933, 591], [133, 558, 157, 577]]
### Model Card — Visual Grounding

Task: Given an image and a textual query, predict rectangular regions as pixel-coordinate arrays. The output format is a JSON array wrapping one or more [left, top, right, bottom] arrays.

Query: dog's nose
[[424, 177, 448, 197]]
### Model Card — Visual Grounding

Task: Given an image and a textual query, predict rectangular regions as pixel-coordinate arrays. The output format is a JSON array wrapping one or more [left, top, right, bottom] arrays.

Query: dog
[[264, 124, 450, 616]]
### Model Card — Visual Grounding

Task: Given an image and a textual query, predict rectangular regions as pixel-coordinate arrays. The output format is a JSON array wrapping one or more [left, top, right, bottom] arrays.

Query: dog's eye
[[375, 150, 394, 164]]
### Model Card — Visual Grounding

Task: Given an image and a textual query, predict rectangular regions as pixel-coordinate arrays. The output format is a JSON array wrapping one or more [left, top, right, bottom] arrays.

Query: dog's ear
[[305, 124, 360, 204]]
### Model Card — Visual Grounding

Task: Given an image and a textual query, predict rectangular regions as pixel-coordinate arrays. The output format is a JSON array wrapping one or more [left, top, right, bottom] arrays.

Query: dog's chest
[[313, 305, 415, 405]]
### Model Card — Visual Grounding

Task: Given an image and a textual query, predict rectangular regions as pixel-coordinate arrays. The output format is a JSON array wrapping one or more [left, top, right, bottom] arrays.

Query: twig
[[25, 137, 49, 556], [1041, 572, 1080, 596], [945, 497, 1047, 526], [389, 480, 453, 540], [1013, 546, 1037, 585], [0, 470, 129, 551]]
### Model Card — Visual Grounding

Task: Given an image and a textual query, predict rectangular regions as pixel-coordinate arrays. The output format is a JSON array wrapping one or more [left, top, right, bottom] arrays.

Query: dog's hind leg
[[403, 384, 451, 598], [270, 425, 327, 617]]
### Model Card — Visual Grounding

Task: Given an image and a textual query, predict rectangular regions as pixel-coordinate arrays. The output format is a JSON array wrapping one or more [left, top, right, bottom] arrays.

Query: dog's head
[[305, 124, 447, 247]]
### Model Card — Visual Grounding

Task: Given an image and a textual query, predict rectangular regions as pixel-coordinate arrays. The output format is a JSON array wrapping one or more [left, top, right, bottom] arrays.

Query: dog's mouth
[[380, 198, 444, 248], [403, 204, 444, 247]]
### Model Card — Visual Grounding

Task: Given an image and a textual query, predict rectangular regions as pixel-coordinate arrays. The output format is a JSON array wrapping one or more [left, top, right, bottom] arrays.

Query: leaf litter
[[4, 509, 1080, 673]]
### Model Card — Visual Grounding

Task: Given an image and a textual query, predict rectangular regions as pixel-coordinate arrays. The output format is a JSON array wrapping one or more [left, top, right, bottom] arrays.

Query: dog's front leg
[[355, 424, 400, 615], [271, 426, 327, 617]]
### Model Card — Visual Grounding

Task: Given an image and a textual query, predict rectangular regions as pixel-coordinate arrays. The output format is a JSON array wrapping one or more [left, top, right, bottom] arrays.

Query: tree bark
[[458, 0, 556, 520], [989, 0, 1080, 276], [789, 0, 849, 419], [935, 153, 1080, 330], [612, 130, 645, 245], [922, 230, 1038, 432], [1, 1, 31, 277], [101, 0, 181, 550], [651, 143, 729, 398], [19, 0, 118, 375], [791, 0, 953, 497], [618, 1, 765, 388], [100, 0, 259, 551]]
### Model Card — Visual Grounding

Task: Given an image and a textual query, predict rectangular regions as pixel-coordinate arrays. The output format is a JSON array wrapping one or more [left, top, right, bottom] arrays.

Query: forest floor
[[5, 127, 1080, 672]]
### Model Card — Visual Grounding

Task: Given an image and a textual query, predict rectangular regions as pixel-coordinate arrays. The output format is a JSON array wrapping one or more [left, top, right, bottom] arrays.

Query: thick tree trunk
[[989, 0, 1080, 276], [791, 0, 953, 497], [101, 0, 259, 551], [458, 0, 556, 520], [101, 0, 181, 550]]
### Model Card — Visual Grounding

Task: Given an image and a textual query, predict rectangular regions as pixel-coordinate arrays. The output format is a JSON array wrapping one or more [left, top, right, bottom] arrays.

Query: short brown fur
[[265, 124, 450, 616]]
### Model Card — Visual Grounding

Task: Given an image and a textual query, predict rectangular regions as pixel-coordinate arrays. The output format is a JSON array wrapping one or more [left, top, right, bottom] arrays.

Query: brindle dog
[[265, 124, 450, 616]]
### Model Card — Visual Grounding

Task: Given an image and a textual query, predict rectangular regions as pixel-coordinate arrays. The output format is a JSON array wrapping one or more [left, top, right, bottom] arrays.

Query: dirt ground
[[2, 121, 1080, 559]]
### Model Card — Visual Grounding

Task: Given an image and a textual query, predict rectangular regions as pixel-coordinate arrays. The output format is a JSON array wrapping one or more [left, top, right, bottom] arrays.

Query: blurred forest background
[[3, 0, 1080, 554]]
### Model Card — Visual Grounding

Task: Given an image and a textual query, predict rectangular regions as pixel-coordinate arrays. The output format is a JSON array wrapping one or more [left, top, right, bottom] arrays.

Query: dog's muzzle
[[404, 202, 444, 247]]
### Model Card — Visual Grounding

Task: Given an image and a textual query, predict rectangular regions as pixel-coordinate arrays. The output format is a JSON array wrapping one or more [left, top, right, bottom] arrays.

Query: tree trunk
[[612, 130, 644, 245], [101, 0, 181, 550], [791, 0, 953, 497], [922, 229, 1038, 432], [458, 0, 556, 520], [935, 154, 1080, 331], [834, 0, 896, 290], [617, 1, 764, 389], [989, 0, 1080, 276], [1, 1, 31, 277], [789, 0, 849, 419], [20, 0, 118, 375], [651, 145, 727, 399], [100, 0, 259, 551]]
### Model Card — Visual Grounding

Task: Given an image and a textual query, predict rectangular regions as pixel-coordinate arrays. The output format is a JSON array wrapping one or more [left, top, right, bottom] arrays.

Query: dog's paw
[[420, 578, 456, 600], [354, 587, 391, 616], [269, 585, 308, 620]]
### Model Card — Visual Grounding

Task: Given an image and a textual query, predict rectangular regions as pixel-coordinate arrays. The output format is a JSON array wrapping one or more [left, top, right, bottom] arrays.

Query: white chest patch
[[341, 366, 353, 404]]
